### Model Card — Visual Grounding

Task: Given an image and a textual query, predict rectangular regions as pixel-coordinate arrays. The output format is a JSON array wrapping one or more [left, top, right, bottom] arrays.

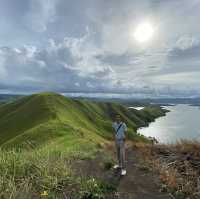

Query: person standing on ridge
[[112, 114, 127, 176]]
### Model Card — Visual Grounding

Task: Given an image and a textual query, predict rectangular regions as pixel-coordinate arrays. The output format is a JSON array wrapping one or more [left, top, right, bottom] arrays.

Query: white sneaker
[[113, 164, 120, 169], [121, 169, 126, 176]]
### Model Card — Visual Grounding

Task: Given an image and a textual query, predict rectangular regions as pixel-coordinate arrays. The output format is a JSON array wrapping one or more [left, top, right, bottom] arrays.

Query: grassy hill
[[0, 92, 167, 149], [0, 92, 169, 198]]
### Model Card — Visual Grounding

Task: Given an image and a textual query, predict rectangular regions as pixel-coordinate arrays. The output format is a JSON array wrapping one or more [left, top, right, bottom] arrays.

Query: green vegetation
[[0, 92, 167, 198], [0, 148, 71, 199], [0, 92, 167, 149]]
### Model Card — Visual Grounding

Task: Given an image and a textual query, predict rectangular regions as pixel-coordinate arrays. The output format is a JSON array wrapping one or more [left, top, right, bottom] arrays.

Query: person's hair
[[115, 114, 122, 121]]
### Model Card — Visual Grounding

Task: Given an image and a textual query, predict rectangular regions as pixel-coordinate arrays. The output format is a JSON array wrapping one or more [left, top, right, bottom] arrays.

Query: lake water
[[129, 106, 144, 110], [137, 104, 200, 143]]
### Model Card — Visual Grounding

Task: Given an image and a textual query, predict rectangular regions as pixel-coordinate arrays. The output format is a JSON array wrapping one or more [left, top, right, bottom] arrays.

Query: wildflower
[[41, 191, 48, 196]]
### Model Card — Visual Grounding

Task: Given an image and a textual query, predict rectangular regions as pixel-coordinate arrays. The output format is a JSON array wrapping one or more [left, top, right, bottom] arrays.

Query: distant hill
[[0, 92, 167, 148], [71, 96, 200, 106], [0, 94, 22, 102]]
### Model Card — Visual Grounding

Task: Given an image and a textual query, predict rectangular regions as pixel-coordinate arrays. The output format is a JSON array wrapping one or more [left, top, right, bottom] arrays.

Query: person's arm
[[112, 123, 116, 140], [123, 123, 127, 140], [124, 123, 127, 132]]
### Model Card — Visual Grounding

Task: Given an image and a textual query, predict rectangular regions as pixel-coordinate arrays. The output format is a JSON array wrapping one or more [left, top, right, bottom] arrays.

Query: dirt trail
[[73, 142, 172, 199], [105, 147, 171, 199]]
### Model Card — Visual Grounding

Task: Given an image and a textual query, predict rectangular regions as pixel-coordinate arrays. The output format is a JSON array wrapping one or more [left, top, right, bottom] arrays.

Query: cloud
[[95, 52, 135, 67], [168, 37, 200, 61], [0, 34, 118, 93], [1, 0, 200, 96], [175, 36, 199, 50], [150, 71, 200, 90], [26, 0, 59, 32]]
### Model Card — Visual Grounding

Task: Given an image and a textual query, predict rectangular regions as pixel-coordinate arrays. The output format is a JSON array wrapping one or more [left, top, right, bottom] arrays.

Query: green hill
[[0, 92, 169, 198], [0, 92, 167, 149]]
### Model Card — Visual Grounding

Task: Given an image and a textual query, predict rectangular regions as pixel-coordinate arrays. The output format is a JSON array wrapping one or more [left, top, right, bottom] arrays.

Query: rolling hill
[[0, 92, 167, 149], [0, 92, 169, 198]]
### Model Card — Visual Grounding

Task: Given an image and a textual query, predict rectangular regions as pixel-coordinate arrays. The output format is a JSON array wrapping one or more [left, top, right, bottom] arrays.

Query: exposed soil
[[71, 142, 172, 199]]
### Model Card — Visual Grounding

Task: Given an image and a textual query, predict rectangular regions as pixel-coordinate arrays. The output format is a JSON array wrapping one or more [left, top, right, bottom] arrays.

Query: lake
[[129, 106, 144, 110], [137, 104, 200, 143]]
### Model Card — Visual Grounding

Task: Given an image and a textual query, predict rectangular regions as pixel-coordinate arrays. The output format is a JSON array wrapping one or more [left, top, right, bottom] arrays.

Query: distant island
[[2, 93, 200, 107]]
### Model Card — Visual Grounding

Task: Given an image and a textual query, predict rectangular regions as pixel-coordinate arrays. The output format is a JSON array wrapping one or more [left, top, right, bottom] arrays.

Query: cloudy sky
[[0, 0, 200, 97]]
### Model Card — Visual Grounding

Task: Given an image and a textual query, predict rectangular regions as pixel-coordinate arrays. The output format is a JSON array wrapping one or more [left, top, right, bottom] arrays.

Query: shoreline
[[135, 105, 170, 142]]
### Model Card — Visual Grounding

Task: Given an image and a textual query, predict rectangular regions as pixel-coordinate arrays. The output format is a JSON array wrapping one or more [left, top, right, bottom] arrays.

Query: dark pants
[[115, 139, 125, 168]]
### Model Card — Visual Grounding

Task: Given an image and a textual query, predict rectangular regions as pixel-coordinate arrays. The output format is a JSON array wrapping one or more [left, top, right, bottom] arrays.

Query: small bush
[[79, 178, 116, 199]]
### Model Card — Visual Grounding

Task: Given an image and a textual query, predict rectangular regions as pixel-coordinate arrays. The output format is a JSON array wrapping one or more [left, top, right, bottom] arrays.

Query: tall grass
[[0, 148, 74, 199], [139, 140, 200, 199], [0, 142, 114, 199]]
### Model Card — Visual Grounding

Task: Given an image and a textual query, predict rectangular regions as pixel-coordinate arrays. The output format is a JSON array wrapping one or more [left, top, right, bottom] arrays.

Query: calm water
[[129, 106, 144, 110], [137, 104, 200, 143]]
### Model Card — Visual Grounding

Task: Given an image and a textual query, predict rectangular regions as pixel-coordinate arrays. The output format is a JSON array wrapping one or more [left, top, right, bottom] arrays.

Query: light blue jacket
[[112, 122, 127, 140]]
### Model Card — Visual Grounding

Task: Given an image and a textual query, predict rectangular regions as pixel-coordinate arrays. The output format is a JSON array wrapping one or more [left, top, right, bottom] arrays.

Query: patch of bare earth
[[70, 142, 172, 199]]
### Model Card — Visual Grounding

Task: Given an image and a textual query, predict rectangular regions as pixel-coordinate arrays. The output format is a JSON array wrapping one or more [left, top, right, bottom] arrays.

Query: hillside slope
[[0, 92, 167, 148]]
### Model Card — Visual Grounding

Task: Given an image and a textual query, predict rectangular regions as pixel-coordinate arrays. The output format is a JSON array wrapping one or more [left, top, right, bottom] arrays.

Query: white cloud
[[175, 36, 199, 50], [151, 71, 200, 90], [26, 0, 58, 32], [2, 0, 200, 96], [0, 33, 117, 93]]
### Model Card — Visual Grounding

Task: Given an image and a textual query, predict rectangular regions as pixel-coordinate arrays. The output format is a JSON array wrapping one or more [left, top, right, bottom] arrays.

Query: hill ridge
[[0, 92, 167, 148]]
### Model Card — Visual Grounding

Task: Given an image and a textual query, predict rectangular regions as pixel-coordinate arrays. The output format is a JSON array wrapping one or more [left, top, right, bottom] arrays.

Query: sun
[[134, 22, 154, 43]]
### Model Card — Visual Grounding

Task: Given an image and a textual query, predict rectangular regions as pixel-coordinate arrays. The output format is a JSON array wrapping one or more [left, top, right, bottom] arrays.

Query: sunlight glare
[[134, 22, 154, 43]]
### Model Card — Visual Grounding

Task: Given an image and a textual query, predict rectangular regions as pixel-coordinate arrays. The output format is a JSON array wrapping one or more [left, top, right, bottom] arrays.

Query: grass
[[0, 92, 167, 198], [78, 178, 116, 199], [0, 148, 71, 199], [0, 142, 106, 199], [139, 140, 200, 199], [0, 92, 167, 149], [0, 143, 116, 199]]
